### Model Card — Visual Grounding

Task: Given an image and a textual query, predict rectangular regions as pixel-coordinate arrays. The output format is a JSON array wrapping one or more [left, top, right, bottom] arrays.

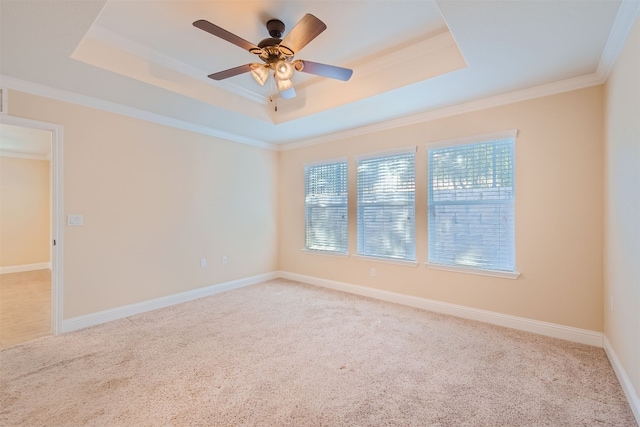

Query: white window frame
[[426, 130, 520, 279], [304, 159, 349, 255], [356, 147, 416, 263]]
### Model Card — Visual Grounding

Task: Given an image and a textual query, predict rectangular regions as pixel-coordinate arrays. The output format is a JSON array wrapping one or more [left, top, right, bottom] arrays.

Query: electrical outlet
[[222, 256, 227, 265], [370, 268, 376, 277], [200, 259, 206, 268]]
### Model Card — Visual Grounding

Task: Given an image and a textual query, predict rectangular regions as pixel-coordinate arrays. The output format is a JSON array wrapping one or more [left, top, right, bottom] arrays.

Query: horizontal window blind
[[428, 138, 515, 271], [357, 151, 415, 261], [305, 161, 348, 253]]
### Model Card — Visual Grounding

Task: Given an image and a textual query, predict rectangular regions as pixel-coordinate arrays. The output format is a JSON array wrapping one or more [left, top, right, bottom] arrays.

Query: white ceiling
[[0, 0, 636, 148]]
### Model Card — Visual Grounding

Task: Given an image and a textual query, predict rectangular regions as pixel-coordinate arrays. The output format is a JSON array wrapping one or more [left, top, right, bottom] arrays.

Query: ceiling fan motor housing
[[259, 19, 295, 63], [266, 19, 285, 38]]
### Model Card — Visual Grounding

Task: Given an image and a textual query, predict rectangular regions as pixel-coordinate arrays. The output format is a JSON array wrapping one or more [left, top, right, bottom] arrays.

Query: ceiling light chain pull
[[269, 78, 278, 112]]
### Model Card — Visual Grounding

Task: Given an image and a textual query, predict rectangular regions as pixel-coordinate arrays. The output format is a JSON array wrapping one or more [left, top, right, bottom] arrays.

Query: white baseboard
[[0, 262, 51, 274], [603, 336, 640, 425], [278, 271, 603, 347], [62, 270, 605, 347], [62, 272, 278, 333]]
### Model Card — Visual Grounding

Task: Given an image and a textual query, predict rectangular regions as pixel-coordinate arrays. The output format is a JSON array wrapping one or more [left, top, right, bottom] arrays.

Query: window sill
[[425, 262, 520, 279], [302, 249, 349, 258], [354, 255, 418, 267]]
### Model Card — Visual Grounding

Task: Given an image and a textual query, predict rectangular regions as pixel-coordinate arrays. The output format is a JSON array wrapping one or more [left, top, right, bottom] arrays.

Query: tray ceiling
[[0, 0, 633, 147]]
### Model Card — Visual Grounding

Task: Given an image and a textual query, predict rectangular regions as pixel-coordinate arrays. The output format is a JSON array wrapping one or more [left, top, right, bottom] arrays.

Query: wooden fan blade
[[297, 60, 353, 81], [279, 14, 326, 55], [280, 87, 296, 100], [208, 64, 254, 80], [193, 20, 262, 54]]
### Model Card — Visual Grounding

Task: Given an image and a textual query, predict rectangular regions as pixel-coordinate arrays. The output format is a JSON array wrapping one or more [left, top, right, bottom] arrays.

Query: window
[[305, 161, 348, 253], [428, 134, 515, 272], [357, 149, 416, 261]]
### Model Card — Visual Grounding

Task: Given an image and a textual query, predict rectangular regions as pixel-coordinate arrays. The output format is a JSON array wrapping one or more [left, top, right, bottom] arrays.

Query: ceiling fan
[[193, 14, 353, 100]]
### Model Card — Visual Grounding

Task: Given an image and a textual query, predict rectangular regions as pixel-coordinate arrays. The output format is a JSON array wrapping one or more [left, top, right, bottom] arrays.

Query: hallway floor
[[0, 269, 51, 349]]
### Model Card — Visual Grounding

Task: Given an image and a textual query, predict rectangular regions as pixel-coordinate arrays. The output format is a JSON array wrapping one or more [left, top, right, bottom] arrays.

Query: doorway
[[0, 114, 63, 347]]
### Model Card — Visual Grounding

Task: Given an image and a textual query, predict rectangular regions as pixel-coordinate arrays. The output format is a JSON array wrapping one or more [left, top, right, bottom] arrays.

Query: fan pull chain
[[269, 78, 278, 112]]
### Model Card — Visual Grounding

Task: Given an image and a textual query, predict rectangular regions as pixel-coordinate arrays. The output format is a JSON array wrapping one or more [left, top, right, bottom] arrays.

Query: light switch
[[67, 214, 83, 226]]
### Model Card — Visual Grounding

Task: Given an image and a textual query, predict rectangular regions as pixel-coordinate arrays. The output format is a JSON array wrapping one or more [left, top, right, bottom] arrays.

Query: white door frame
[[0, 114, 64, 334]]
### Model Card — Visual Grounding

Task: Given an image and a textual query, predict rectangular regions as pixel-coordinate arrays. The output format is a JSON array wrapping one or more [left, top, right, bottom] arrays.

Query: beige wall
[[0, 156, 50, 267], [8, 90, 278, 318], [604, 16, 640, 408], [279, 86, 604, 332], [6, 85, 607, 333]]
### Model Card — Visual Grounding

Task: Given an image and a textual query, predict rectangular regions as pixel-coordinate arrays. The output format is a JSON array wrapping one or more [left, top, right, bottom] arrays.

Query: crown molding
[[270, 31, 465, 126], [1, 70, 607, 154], [277, 72, 605, 151], [597, 0, 640, 79], [88, 25, 269, 106], [0, 75, 276, 150], [279, 3, 638, 152]]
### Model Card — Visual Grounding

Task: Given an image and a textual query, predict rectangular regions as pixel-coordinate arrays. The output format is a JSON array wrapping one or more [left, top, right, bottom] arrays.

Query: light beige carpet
[[0, 279, 636, 426]]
